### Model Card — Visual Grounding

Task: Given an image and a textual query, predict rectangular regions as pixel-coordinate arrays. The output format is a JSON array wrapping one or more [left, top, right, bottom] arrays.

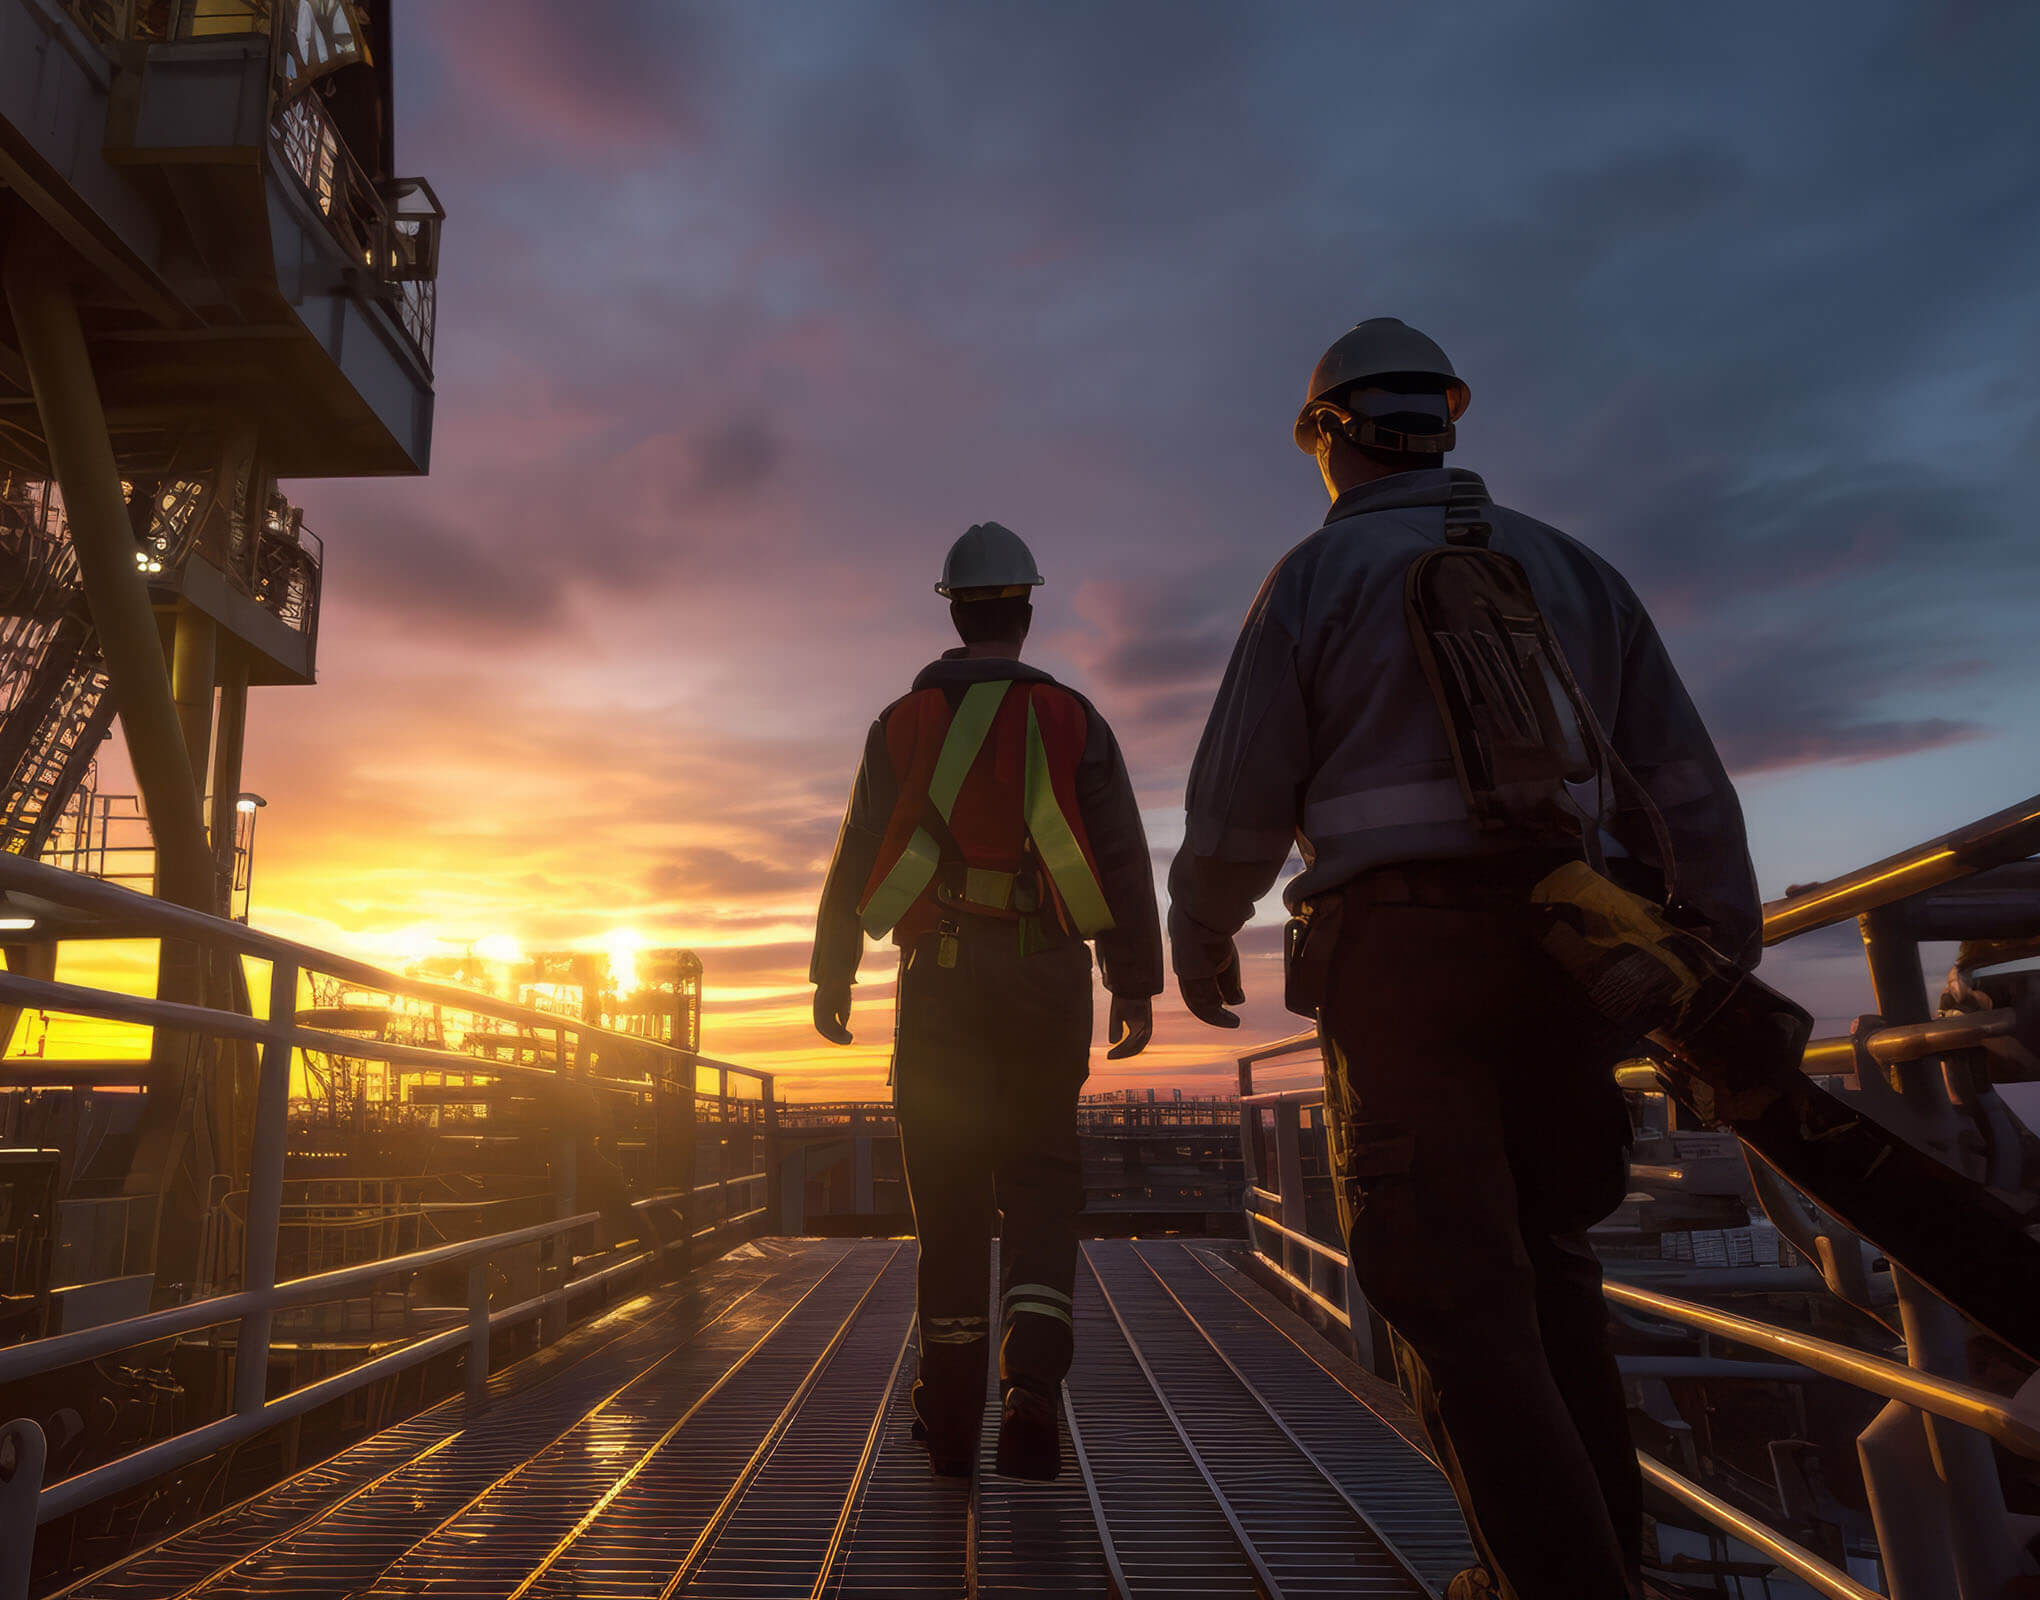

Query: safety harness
[[858, 680, 1115, 944]]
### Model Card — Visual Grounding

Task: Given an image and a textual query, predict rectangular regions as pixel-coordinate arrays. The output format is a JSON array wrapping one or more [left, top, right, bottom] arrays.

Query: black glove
[[1106, 993, 1153, 1060], [1177, 942, 1244, 1029], [813, 981, 853, 1045]]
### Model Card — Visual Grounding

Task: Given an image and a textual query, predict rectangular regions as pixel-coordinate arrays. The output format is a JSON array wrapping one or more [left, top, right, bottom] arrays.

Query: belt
[[1339, 852, 1576, 909], [934, 862, 1042, 920]]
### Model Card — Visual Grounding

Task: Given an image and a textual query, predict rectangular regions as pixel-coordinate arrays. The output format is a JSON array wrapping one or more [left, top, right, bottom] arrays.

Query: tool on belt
[[1534, 859, 2040, 1361]]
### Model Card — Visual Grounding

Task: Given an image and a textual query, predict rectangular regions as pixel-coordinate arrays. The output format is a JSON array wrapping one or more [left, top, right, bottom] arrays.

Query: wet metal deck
[[59, 1239, 1472, 1599]]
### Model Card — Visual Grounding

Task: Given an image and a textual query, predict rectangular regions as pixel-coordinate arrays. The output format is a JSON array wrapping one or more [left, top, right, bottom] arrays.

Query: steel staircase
[[0, 483, 114, 860]]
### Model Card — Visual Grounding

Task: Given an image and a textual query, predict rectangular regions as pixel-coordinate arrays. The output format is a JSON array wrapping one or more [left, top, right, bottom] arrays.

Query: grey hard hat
[[1294, 318, 1470, 452], [936, 522, 1045, 598]]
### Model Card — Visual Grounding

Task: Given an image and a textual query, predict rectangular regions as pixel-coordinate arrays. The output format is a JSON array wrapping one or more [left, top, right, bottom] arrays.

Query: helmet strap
[[1352, 416, 1455, 454], [1310, 403, 1454, 456]]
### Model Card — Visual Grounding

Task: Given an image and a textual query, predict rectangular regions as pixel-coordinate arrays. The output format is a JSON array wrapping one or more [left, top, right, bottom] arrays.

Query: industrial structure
[[3, 4, 2040, 1599], [1, 0, 441, 1319]]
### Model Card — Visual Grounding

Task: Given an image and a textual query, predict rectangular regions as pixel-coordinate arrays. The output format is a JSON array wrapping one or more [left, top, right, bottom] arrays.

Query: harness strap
[[1024, 699, 1115, 936], [859, 680, 1011, 936]]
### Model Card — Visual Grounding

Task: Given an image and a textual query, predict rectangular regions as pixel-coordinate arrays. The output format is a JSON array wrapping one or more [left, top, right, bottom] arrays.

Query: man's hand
[[1177, 942, 1245, 1029], [1106, 993, 1153, 1060], [813, 981, 853, 1045]]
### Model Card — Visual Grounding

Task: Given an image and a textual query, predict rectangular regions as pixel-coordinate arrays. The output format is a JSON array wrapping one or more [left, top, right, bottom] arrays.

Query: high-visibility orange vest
[[858, 679, 1115, 945]]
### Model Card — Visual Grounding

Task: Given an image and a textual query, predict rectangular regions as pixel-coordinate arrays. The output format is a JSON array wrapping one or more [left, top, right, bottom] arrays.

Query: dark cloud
[[645, 847, 814, 902]]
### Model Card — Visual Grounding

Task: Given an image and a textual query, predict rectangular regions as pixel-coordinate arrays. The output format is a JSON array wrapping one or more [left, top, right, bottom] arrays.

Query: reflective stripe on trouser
[[894, 929, 1091, 1441], [860, 679, 1012, 936], [923, 1313, 990, 1346], [1003, 1282, 1074, 1328]]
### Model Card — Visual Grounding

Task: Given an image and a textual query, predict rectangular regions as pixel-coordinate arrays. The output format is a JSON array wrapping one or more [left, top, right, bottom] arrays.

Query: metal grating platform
[[58, 1239, 1473, 1599]]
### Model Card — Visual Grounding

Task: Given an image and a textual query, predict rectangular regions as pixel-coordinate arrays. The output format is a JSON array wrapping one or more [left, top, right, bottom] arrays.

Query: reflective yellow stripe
[[925, 1326, 990, 1344], [1024, 700, 1115, 936], [1003, 1282, 1072, 1307], [860, 681, 1012, 936], [1005, 1299, 1073, 1327]]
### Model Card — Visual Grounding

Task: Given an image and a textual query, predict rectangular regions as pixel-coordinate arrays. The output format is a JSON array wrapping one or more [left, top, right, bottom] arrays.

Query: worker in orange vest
[[811, 522, 1162, 1481]]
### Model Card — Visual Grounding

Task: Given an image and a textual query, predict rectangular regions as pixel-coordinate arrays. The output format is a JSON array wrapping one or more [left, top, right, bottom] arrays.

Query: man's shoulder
[[1245, 519, 1352, 624], [1029, 676, 1112, 738], [1486, 501, 1642, 608]]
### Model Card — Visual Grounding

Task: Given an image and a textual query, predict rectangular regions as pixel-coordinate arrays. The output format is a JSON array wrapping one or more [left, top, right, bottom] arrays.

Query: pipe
[[1, 225, 214, 912]]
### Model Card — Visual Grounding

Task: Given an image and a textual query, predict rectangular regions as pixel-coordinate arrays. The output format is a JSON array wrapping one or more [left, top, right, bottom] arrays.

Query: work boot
[[909, 1416, 973, 1480], [1445, 1569, 1502, 1600], [994, 1384, 1061, 1481]]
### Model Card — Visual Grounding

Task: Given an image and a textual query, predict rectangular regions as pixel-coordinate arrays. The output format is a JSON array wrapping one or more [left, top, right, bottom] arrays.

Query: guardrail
[[1235, 795, 2040, 1600], [0, 849, 776, 1597]]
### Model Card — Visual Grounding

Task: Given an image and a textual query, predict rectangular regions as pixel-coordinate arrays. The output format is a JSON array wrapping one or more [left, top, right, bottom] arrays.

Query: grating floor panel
[[61, 1244, 833, 1600], [1155, 1245, 1472, 1593], [819, 1327, 968, 1599], [69, 1237, 1466, 1600], [1084, 1241, 1435, 1598], [1067, 1267, 1261, 1597], [965, 1265, 1114, 1600]]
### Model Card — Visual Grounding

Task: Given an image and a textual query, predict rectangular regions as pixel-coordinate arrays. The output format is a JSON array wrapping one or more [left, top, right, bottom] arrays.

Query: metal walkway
[[58, 1239, 1473, 1600]]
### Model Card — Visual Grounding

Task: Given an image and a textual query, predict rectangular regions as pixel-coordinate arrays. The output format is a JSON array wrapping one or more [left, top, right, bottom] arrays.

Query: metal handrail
[[0, 1210, 595, 1386], [0, 849, 772, 1093], [1603, 1280, 2040, 1458], [1760, 789, 2040, 943], [1232, 796, 2040, 1598], [0, 852, 777, 1585]]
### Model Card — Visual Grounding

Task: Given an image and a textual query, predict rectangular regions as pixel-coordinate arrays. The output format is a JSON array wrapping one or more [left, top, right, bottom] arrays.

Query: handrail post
[[717, 1065, 731, 1228], [234, 959, 297, 1417], [1236, 1051, 1261, 1194], [464, 1259, 489, 1407], [1852, 906, 2025, 1597], [760, 1072, 781, 1238], [1881, 1266, 2024, 1600], [1272, 1099, 1307, 1236], [0, 1416, 47, 1600]]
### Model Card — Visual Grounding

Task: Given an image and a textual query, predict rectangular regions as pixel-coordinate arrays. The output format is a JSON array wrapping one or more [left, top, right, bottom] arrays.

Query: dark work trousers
[[892, 920, 1093, 1458], [1318, 862, 1641, 1600]]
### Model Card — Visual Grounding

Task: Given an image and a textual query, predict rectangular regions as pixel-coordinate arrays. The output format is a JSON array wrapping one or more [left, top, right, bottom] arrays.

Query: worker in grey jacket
[[1170, 319, 1761, 1600]]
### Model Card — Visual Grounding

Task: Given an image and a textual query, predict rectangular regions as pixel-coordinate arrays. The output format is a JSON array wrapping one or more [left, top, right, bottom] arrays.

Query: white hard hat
[[1295, 317, 1469, 453], [936, 522, 1044, 598]]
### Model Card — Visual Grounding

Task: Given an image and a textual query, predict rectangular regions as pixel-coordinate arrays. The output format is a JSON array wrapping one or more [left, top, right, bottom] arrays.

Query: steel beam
[[1, 222, 213, 911], [170, 600, 216, 792]]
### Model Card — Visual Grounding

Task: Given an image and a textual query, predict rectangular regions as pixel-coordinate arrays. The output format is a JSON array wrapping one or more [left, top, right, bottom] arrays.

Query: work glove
[[813, 981, 853, 1045], [1177, 942, 1245, 1030], [1106, 993, 1153, 1060]]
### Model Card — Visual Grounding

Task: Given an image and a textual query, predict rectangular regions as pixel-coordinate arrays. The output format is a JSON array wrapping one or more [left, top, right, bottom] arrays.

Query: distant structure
[[0, 0, 440, 1295]]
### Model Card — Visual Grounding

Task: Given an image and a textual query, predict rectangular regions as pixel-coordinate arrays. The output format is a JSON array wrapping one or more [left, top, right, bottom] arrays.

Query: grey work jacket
[[1168, 468, 1761, 979]]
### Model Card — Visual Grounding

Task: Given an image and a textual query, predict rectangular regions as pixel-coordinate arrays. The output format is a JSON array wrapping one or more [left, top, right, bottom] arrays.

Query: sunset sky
[[162, 1, 2040, 1098]]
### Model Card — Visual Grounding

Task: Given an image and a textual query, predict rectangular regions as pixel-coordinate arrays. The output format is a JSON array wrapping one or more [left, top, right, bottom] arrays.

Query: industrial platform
[[59, 1238, 1473, 1600]]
